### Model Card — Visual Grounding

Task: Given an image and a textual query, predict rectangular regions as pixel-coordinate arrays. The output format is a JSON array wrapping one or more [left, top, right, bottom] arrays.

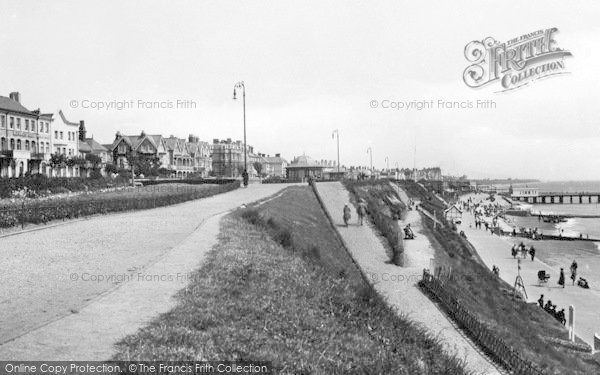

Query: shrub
[[0, 182, 239, 229], [343, 180, 404, 266]]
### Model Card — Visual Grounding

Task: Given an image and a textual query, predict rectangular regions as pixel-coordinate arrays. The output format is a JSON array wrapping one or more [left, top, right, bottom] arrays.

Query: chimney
[[9, 92, 20, 103], [213, 138, 219, 144], [79, 120, 86, 141], [275, 153, 280, 157]]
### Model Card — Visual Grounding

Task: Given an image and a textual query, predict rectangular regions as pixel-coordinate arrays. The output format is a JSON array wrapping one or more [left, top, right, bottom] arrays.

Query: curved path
[[315, 182, 501, 375], [0, 183, 296, 360]]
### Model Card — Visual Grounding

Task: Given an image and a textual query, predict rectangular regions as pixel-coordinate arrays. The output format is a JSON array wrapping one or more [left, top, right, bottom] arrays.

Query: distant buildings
[[286, 155, 325, 181], [211, 138, 254, 177], [108, 131, 212, 178], [0, 92, 62, 177]]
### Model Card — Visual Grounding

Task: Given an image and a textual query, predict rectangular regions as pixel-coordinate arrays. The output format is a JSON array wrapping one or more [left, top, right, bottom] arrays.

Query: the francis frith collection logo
[[463, 28, 572, 92]]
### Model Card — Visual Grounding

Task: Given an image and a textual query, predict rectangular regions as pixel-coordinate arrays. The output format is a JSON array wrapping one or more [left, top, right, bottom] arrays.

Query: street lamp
[[233, 81, 247, 182], [332, 129, 340, 173], [366, 147, 373, 178]]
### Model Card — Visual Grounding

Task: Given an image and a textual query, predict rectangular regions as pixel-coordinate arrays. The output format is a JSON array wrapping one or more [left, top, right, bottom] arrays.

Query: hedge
[[0, 182, 239, 229]]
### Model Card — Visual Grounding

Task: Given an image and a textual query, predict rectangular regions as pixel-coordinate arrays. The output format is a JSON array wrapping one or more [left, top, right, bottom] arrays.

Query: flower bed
[[0, 182, 239, 229]]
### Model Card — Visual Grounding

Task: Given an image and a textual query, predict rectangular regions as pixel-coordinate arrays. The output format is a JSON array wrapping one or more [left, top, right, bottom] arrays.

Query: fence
[[419, 269, 544, 375], [0, 181, 240, 230]]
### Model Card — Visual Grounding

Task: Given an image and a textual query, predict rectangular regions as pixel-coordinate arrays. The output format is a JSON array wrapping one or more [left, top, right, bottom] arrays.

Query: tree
[[126, 153, 161, 177], [49, 153, 67, 177], [253, 161, 263, 177]]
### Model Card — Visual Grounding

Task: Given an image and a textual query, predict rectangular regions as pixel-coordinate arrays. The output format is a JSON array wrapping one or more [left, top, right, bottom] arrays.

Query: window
[[60, 131, 63, 140], [68, 132, 71, 141], [10, 139, 14, 150], [62, 147, 66, 154], [0, 137, 5, 150], [55, 131, 58, 139], [45, 123, 49, 133], [25, 140, 30, 151], [16, 139, 21, 150], [46, 143, 50, 153], [25, 119, 29, 131], [16, 118, 21, 130], [31, 141, 36, 152], [9, 117, 14, 129], [31, 120, 36, 132], [0, 115, 4, 128]]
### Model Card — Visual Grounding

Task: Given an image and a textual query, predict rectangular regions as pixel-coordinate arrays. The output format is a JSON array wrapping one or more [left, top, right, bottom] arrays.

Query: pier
[[512, 191, 600, 204]]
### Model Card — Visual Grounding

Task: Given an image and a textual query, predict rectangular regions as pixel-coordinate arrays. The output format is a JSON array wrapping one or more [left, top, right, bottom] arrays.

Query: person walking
[[529, 246, 536, 261], [356, 198, 368, 226], [570, 260, 578, 285], [343, 203, 351, 227], [558, 268, 565, 288], [537, 294, 544, 308]]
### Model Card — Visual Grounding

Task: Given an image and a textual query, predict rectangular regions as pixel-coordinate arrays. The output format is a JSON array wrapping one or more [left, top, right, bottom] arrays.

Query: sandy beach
[[459, 193, 600, 346]]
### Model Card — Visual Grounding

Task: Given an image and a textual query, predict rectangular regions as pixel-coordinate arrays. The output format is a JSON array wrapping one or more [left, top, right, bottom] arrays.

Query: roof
[[78, 140, 92, 153], [85, 138, 109, 152], [264, 156, 288, 164], [287, 155, 323, 169], [0, 96, 33, 115], [444, 205, 463, 213], [57, 110, 80, 126]]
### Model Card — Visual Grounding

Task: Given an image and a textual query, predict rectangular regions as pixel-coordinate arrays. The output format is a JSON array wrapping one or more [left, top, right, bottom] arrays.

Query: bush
[[0, 182, 240, 229], [343, 180, 404, 265]]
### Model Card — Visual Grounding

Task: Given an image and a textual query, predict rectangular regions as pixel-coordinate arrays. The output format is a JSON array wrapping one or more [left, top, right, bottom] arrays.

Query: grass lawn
[[113, 186, 469, 374]]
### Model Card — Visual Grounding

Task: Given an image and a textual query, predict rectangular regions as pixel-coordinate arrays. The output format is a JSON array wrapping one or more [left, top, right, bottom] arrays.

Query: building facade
[[52, 110, 81, 177], [109, 131, 212, 178], [0, 92, 53, 177], [286, 155, 324, 181], [210, 138, 255, 177]]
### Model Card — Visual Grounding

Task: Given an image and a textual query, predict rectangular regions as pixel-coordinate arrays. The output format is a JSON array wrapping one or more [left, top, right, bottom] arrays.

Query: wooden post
[[568, 305, 575, 342]]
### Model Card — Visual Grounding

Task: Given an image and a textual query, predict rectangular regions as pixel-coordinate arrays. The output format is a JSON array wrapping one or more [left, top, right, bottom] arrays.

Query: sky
[[1, 0, 599, 180]]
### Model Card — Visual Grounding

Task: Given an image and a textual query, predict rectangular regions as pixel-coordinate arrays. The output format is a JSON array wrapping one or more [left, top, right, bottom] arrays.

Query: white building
[[0, 92, 53, 177], [51, 110, 81, 177]]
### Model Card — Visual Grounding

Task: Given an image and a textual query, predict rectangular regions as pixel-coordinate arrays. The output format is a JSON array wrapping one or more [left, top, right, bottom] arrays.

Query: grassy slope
[[400, 180, 600, 374], [113, 186, 468, 374]]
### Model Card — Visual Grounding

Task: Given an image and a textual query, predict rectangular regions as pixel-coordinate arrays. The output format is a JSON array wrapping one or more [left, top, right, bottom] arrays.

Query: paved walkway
[[315, 182, 501, 375], [0, 183, 296, 360], [459, 194, 600, 346]]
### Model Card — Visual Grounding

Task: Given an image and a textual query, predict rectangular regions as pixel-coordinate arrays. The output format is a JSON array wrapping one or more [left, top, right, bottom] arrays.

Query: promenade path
[[0, 183, 295, 360], [458, 194, 600, 346], [315, 182, 501, 375]]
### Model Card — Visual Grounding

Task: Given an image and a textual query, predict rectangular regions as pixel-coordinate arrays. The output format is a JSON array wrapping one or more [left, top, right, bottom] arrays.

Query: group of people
[[343, 199, 368, 227], [511, 226, 542, 240], [557, 260, 588, 288], [537, 294, 567, 325], [511, 242, 535, 261]]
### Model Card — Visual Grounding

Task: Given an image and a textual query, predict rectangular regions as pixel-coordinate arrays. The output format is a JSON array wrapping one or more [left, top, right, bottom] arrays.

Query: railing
[[419, 269, 544, 375]]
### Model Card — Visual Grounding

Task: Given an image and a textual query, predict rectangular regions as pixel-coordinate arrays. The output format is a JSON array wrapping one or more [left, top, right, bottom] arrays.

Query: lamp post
[[367, 147, 373, 179], [233, 81, 247, 182], [332, 129, 340, 174]]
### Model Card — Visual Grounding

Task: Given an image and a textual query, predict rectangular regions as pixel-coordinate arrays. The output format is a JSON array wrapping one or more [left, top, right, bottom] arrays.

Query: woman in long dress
[[558, 268, 565, 288]]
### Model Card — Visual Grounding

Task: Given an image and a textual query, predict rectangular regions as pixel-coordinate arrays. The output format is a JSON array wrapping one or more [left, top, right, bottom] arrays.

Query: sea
[[495, 181, 600, 239]]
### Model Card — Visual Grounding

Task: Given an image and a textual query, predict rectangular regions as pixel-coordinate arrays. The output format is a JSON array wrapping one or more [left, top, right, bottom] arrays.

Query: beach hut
[[444, 205, 463, 222]]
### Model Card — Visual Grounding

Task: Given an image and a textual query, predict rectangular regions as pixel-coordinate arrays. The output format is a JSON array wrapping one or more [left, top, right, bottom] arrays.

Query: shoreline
[[459, 193, 600, 346]]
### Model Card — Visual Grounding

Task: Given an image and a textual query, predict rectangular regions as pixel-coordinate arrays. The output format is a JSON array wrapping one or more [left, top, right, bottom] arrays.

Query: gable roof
[[0, 96, 33, 115], [57, 110, 80, 126], [85, 138, 109, 152]]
